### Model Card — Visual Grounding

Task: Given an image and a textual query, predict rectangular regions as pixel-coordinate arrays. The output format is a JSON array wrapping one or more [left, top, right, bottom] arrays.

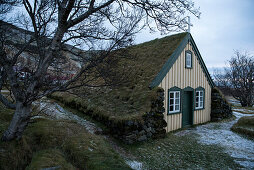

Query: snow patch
[[126, 160, 142, 170], [34, 98, 101, 134], [176, 111, 254, 169]]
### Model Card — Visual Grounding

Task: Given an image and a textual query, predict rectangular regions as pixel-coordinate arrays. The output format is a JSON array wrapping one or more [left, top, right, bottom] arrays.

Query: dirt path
[[176, 112, 254, 169], [34, 98, 142, 170]]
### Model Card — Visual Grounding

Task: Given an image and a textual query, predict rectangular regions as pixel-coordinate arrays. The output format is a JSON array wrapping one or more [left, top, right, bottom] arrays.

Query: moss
[[26, 149, 76, 170]]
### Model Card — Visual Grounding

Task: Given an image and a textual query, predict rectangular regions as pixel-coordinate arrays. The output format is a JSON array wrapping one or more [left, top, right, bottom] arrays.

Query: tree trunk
[[1, 102, 31, 141]]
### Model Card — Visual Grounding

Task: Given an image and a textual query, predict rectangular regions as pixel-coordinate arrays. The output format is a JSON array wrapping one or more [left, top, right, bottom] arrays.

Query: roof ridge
[[149, 32, 215, 88]]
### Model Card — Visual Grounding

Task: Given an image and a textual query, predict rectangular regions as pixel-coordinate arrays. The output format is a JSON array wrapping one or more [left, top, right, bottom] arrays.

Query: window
[[185, 51, 192, 68], [169, 91, 180, 113], [195, 90, 204, 109]]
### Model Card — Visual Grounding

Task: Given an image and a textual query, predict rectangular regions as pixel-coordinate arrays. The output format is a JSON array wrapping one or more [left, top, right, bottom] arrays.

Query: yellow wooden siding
[[159, 42, 211, 132]]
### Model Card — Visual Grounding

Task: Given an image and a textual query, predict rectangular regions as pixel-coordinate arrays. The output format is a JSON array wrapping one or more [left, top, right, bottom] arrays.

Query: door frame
[[182, 86, 194, 127]]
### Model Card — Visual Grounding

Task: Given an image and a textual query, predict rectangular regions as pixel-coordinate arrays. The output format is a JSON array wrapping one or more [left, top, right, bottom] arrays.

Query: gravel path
[[176, 112, 254, 169]]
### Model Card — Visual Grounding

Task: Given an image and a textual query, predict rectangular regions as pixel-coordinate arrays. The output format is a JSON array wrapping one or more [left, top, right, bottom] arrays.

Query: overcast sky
[[135, 0, 254, 73], [6, 0, 254, 74]]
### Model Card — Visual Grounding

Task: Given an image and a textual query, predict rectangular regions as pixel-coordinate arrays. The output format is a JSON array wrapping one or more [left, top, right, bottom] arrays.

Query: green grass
[[26, 149, 76, 170], [123, 133, 242, 169], [0, 103, 131, 170]]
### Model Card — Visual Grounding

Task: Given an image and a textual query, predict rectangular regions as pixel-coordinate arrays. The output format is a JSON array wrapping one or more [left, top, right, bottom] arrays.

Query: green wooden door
[[182, 91, 193, 127]]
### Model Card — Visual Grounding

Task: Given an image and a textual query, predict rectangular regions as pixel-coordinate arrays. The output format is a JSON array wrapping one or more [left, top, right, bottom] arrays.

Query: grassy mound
[[0, 103, 131, 170], [231, 116, 254, 138]]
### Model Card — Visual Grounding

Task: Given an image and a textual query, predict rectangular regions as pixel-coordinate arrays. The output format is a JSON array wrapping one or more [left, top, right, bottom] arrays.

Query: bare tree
[[0, 0, 200, 141], [214, 51, 254, 107], [0, 0, 21, 15]]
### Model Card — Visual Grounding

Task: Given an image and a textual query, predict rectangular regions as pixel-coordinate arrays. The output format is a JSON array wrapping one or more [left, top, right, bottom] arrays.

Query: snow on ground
[[34, 98, 101, 134], [228, 99, 241, 105], [232, 108, 254, 114], [176, 112, 254, 169], [125, 160, 143, 170], [0, 90, 9, 93]]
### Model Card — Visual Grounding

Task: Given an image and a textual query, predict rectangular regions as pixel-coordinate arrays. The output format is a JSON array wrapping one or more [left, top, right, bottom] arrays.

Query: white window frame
[[195, 90, 204, 109], [168, 91, 180, 113], [185, 51, 192, 68]]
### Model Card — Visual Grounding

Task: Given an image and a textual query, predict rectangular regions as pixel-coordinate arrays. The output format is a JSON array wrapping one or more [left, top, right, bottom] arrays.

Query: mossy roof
[[71, 32, 193, 120], [58, 32, 215, 121], [126, 32, 188, 89]]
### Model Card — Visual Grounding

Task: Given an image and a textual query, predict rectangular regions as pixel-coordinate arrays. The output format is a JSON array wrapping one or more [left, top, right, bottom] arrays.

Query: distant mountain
[[0, 20, 87, 75]]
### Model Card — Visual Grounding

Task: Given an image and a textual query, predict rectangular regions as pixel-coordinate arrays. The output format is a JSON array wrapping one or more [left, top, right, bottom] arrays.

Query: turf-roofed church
[[51, 32, 216, 142], [148, 32, 215, 132]]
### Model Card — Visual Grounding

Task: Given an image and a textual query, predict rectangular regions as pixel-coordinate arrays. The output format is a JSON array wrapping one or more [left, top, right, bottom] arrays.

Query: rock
[[147, 131, 152, 138], [151, 128, 156, 134], [145, 127, 152, 132], [137, 135, 147, 142], [139, 130, 145, 136], [126, 120, 134, 126], [94, 128, 103, 135], [211, 88, 232, 121]]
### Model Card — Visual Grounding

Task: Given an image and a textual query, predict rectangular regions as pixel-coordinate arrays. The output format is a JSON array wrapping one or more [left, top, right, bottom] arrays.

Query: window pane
[[175, 105, 179, 111], [196, 92, 199, 97], [196, 102, 199, 107], [170, 92, 174, 98], [170, 105, 174, 111], [196, 97, 199, 102], [186, 53, 191, 67], [176, 92, 179, 98], [200, 97, 203, 101], [170, 99, 174, 104], [200, 101, 203, 107], [175, 99, 179, 104], [200, 91, 203, 97]]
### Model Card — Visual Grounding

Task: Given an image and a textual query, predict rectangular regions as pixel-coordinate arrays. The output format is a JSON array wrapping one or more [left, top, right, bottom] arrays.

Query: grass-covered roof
[[125, 32, 188, 88], [55, 32, 188, 121]]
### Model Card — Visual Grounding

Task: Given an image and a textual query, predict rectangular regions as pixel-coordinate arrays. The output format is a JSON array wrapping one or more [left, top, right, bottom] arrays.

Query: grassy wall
[[231, 116, 254, 138], [50, 87, 167, 144]]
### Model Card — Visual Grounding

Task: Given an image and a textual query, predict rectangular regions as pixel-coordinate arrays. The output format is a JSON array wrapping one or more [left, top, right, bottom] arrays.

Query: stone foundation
[[121, 88, 167, 144], [211, 88, 232, 121]]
